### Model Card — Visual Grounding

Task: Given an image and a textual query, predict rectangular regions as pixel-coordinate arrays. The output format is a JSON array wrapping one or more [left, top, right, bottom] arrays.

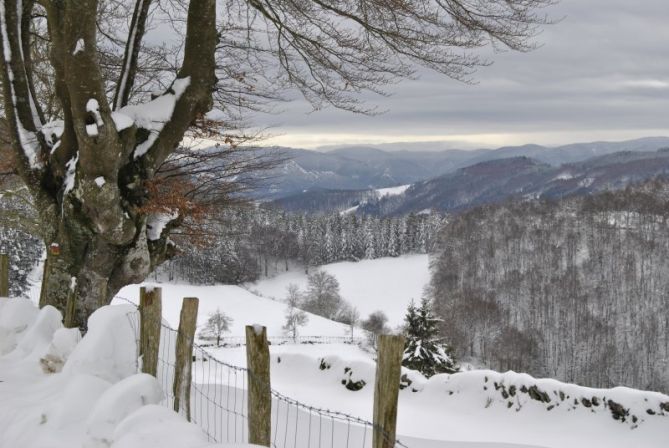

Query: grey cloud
[[251, 0, 669, 148]]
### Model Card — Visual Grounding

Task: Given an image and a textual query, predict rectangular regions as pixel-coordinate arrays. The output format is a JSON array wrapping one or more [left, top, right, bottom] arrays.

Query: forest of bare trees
[[430, 180, 669, 392]]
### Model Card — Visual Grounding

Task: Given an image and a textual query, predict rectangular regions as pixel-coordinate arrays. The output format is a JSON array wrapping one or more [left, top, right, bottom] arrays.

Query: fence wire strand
[[118, 296, 408, 447]]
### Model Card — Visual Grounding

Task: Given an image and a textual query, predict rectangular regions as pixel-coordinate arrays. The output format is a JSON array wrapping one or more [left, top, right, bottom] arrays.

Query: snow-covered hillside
[[339, 184, 412, 215], [107, 255, 430, 336], [249, 255, 431, 327], [113, 283, 350, 338], [202, 343, 669, 448], [3, 292, 668, 448], [103, 272, 668, 447], [376, 184, 411, 198], [11, 256, 669, 448]]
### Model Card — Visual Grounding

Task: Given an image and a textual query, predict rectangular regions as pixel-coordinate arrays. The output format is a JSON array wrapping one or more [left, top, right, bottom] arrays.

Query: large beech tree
[[0, 0, 553, 326]]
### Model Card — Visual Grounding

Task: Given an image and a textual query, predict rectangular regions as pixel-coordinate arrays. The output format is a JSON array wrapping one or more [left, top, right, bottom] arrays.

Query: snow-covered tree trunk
[[0, 0, 217, 326]]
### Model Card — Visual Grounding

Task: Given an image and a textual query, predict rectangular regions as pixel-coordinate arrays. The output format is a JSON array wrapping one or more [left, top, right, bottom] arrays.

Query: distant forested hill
[[270, 146, 669, 216], [256, 137, 669, 201], [362, 148, 669, 216], [430, 180, 669, 392]]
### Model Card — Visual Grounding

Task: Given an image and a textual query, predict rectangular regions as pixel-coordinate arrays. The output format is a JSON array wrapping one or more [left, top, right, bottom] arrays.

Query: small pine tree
[[402, 298, 457, 377], [199, 309, 233, 347]]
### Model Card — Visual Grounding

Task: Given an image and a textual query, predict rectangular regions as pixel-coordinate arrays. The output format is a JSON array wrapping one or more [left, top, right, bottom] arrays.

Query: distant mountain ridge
[[256, 137, 669, 200], [271, 147, 669, 216]]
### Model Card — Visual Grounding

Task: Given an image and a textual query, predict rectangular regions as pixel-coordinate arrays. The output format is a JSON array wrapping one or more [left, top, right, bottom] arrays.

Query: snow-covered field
[[376, 184, 411, 198], [2, 298, 667, 448], [248, 254, 431, 327], [202, 343, 669, 448], [114, 283, 350, 338], [109, 254, 430, 334], [23, 255, 427, 333], [7, 256, 668, 448], [105, 273, 668, 448]]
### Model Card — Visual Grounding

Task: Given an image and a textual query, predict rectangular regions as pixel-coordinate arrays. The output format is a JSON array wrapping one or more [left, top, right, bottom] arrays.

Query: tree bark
[[0, 0, 218, 327]]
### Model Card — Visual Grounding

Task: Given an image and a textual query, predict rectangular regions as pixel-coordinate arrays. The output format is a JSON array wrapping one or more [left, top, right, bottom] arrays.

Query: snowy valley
[[1, 1, 668, 445]]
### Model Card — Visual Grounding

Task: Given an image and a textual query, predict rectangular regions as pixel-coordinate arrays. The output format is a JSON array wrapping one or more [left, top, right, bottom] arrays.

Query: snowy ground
[[201, 343, 669, 448], [26, 255, 430, 332], [3, 294, 668, 448], [11, 256, 669, 447], [103, 276, 669, 448], [113, 283, 351, 338], [376, 184, 411, 198], [248, 254, 431, 327], [0, 298, 257, 448]]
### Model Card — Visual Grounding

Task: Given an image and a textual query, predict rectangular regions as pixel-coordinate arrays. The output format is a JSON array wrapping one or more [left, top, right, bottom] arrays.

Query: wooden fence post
[[38, 254, 50, 308], [173, 297, 199, 421], [373, 334, 405, 448], [0, 253, 8, 297], [40, 244, 61, 308], [246, 325, 271, 447], [63, 284, 77, 328], [140, 287, 162, 377]]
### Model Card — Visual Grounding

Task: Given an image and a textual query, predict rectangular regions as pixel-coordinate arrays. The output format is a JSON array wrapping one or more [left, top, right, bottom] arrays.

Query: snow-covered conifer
[[402, 298, 457, 377]]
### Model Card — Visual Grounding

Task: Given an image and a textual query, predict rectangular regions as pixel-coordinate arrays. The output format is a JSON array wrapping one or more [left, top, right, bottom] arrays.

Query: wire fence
[[200, 334, 368, 348], [120, 297, 408, 448]]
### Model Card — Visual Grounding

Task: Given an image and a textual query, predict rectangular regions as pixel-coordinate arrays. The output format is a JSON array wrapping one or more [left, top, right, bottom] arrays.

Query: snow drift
[[0, 298, 256, 448]]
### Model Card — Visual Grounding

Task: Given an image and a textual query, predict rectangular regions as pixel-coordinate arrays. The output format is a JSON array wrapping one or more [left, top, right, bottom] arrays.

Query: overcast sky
[[253, 0, 669, 150]]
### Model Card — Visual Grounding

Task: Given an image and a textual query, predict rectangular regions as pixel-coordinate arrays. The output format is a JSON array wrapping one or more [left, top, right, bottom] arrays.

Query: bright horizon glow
[[258, 128, 669, 150]]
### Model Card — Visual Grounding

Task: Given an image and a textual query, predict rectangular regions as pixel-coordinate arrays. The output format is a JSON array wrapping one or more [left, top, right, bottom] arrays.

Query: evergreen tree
[[364, 218, 376, 259], [402, 298, 457, 377], [387, 220, 400, 257], [324, 224, 336, 264]]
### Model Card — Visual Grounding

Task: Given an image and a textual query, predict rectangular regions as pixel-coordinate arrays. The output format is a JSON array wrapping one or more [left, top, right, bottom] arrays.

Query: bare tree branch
[[112, 0, 153, 110]]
